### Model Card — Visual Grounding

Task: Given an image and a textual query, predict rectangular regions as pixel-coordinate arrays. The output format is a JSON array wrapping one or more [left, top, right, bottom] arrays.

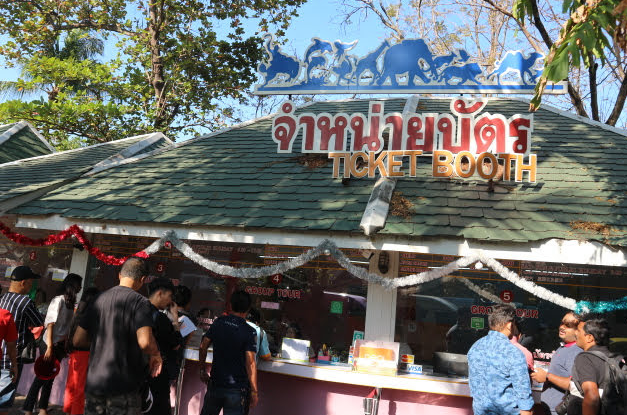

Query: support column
[[364, 251, 399, 341], [69, 247, 90, 298]]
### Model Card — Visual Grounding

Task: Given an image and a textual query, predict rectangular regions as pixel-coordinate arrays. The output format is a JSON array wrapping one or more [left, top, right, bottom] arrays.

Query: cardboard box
[[353, 340, 399, 376]]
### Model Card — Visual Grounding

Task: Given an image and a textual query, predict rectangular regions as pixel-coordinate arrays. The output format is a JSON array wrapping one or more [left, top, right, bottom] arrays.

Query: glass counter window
[[85, 236, 368, 361], [395, 253, 627, 375]]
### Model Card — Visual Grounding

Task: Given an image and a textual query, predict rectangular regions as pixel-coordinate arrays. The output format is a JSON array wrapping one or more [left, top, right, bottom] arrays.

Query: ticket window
[[84, 236, 369, 360], [243, 267, 368, 360], [395, 254, 627, 367]]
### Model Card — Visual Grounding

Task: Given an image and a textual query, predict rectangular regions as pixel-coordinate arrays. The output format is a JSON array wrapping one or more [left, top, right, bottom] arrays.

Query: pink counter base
[[181, 360, 472, 415], [18, 359, 473, 415]]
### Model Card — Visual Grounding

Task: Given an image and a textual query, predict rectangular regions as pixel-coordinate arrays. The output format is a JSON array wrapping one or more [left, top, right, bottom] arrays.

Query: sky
[[0, 1, 624, 134]]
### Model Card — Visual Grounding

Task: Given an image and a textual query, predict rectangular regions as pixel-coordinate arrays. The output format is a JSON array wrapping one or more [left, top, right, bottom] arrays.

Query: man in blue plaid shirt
[[468, 304, 534, 415]]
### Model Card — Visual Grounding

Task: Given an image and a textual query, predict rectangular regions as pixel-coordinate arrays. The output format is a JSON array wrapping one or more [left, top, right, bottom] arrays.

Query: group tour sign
[[272, 98, 537, 183], [257, 35, 551, 183]]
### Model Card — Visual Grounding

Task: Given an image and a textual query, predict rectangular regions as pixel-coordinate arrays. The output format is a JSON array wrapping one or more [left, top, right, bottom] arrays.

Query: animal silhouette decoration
[[304, 38, 334, 83], [330, 40, 358, 85], [353, 40, 390, 85], [488, 51, 543, 85], [259, 35, 301, 86], [254, 35, 561, 94], [378, 39, 438, 86], [439, 62, 483, 85]]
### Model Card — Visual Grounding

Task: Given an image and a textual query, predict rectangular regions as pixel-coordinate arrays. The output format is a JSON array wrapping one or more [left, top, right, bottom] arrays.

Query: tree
[[0, 0, 305, 147], [0, 30, 142, 149], [513, 0, 627, 123], [340, 0, 627, 128]]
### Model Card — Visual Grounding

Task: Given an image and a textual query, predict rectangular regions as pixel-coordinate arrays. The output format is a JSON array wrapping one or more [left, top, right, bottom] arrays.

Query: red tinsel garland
[[0, 221, 149, 266]]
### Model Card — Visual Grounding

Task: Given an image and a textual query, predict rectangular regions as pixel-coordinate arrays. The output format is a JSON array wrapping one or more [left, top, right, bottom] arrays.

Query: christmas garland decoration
[[0, 222, 147, 266], [574, 296, 627, 315], [3, 221, 623, 313]]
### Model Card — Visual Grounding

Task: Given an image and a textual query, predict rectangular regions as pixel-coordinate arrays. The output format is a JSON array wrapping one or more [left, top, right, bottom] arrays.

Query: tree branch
[[606, 74, 627, 126], [588, 57, 599, 121], [54, 22, 136, 37], [481, 0, 543, 53]]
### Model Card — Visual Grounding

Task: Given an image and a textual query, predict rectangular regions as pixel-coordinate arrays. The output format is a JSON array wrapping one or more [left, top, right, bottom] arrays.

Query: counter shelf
[[184, 347, 471, 397]]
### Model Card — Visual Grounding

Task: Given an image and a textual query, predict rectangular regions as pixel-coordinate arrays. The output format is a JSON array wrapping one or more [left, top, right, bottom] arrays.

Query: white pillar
[[364, 251, 399, 341], [68, 247, 90, 299]]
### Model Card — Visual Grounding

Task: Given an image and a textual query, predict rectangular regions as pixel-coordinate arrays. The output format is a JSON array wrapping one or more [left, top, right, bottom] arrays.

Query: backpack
[[572, 350, 627, 415]]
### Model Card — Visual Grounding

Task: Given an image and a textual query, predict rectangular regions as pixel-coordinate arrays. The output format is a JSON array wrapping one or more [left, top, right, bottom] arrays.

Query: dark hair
[[120, 257, 149, 281], [147, 278, 174, 297], [582, 317, 610, 346], [197, 308, 209, 318], [488, 304, 517, 330], [247, 307, 261, 325], [35, 288, 47, 303], [173, 285, 192, 308], [61, 273, 83, 309], [230, 290, 251, 313]]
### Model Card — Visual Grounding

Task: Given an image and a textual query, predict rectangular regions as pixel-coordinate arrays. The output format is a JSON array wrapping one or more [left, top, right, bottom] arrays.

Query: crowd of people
[[0, 258, 267, 415], [0, 260, 623, 415], [468, 303, 626, 415]]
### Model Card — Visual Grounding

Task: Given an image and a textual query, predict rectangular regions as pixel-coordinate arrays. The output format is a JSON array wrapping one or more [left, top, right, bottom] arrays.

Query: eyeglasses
[[560, 319, 579, 328]]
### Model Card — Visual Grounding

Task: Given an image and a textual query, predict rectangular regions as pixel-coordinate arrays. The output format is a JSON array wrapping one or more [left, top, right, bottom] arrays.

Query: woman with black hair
[[23, 273, 83, 415]]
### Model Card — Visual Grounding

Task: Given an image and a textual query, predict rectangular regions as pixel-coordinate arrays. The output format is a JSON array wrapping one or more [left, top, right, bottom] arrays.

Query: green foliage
[[0, 0, 304, 148], [513, 0, 624, 108]]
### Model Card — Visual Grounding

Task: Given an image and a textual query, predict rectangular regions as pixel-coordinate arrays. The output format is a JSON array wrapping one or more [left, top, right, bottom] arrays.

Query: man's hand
[[9, 364, 18, 382], [149, 353, 162, 377], [530, 367, 547, 383], [43, 346, 54, 361], [250, 390, 258, 408], [199, 367, 210, 384], [6, 341, 17, 381]]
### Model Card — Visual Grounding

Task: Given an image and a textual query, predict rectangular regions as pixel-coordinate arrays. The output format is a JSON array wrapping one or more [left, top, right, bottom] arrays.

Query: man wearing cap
[[0, 266, 44, 412]]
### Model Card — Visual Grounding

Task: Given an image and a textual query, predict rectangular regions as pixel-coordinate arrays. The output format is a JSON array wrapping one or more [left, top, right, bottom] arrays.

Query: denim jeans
[[200, 385, 250, 415]]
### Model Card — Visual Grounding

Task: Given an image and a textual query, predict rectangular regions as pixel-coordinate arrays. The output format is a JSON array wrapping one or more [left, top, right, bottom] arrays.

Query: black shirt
[[149, 304, 182, 370], [79, 286, 153, 396], [0, 292, 43, 369], [204, 314, 256, 389], [567, 345, 612, 415]]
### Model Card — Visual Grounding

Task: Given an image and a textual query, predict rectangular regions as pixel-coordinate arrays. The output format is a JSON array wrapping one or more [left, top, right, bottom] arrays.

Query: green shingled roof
[[8, 98, 627, 246], [0, 122, 54, 164], [0, 133, 172, 205]]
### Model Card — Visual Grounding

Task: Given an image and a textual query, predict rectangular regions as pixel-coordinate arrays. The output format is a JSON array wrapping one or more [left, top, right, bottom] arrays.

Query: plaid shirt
[[0, 292, 43, 369], [468, 330, 534, 415]]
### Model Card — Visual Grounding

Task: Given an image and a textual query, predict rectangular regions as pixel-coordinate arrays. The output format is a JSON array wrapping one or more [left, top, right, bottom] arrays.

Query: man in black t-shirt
[[198, 290, 257, 415], [147, 278, 183, 415], [567, 318, 612, 415], [73, 258, 162, 415]]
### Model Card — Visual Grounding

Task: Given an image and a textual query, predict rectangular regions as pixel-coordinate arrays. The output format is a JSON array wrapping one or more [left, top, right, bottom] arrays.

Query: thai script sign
[[255, 35, 566, 95], [272, 97, 537, 182]]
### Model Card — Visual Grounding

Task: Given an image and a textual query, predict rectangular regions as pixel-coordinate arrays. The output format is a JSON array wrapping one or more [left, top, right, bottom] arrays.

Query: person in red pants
[[63, 288, 100, 415]]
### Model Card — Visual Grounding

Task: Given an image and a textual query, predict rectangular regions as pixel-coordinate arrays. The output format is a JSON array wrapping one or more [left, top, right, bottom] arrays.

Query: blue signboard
[[254, 35, 566, 95]]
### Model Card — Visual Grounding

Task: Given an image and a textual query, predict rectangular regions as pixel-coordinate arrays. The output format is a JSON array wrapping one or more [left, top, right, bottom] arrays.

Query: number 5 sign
[[500, 290, 513, 303]]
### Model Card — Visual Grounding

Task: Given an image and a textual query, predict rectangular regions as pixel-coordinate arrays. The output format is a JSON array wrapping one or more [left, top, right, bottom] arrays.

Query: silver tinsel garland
[[139, 231, 578, 311]]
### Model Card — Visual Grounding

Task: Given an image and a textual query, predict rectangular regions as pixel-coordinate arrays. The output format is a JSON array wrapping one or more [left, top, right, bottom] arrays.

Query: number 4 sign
[[270, 274, 283, 285]]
